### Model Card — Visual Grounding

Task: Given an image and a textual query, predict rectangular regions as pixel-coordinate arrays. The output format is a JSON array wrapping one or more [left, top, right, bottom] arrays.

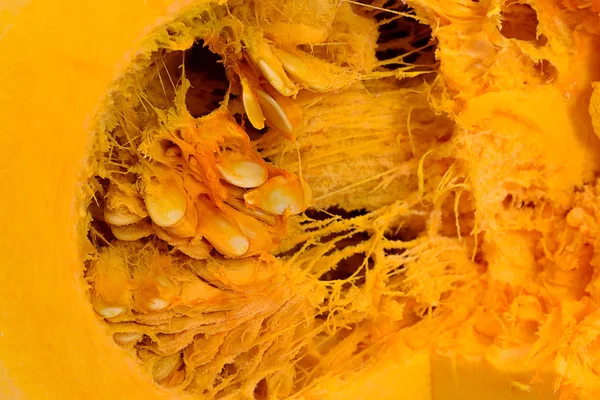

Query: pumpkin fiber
[[2, 0, 600, 399]]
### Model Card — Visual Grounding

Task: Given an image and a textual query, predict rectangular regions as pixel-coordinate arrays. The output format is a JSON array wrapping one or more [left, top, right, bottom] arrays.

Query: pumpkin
[[2, 0, 600, 399]]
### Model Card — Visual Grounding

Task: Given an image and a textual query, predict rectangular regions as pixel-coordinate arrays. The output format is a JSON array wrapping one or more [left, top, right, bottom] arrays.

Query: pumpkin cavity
[[374, 2, 438, 71], [184, 40, 229, 118], [78, 0, 600, 398], [500, 3, 547, 46]]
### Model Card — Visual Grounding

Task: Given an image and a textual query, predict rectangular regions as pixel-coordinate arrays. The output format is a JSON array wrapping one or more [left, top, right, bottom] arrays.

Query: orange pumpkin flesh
[[2, 0, 600, 399]]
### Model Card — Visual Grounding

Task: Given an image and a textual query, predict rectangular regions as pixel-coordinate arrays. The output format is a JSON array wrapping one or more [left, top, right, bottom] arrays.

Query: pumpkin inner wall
[[76, 0, 600, 399]]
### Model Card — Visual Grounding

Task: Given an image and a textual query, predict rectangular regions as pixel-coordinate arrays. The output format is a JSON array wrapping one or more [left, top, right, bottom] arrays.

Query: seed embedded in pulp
[[113, 332, 143, 344], [256, 89, 294, 134], [104, 186, 147, 226], [244, 175, 311, 215], [244, 34, 297, 96], [147, 297, 170, 311], [241, 75, 265, 130], [153, 353, 182, 383], [274, 47, 356, 92], [104, 207, 144, 226], [96, 305, 126, 319], [216, 152, 269, 188], [176, 236, 213, 260], [258, 59, 295, 96], [164, 200, 199, 238], [144, 180, 188, 227], [196, 199, 250, 257], [110, 220, 154, 241]]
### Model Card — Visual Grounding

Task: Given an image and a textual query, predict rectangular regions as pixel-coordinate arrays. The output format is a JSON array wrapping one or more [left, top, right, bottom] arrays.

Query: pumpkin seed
[[244, 175, 312, 215], [241, 75, 265, 130], [96, 305, 125, 319], [256, 89, 294, 133], [216, 152, 268, 188], [196, 199, 250, 257], [110, 220, 154, 241], [144, 180, 188, 227]]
